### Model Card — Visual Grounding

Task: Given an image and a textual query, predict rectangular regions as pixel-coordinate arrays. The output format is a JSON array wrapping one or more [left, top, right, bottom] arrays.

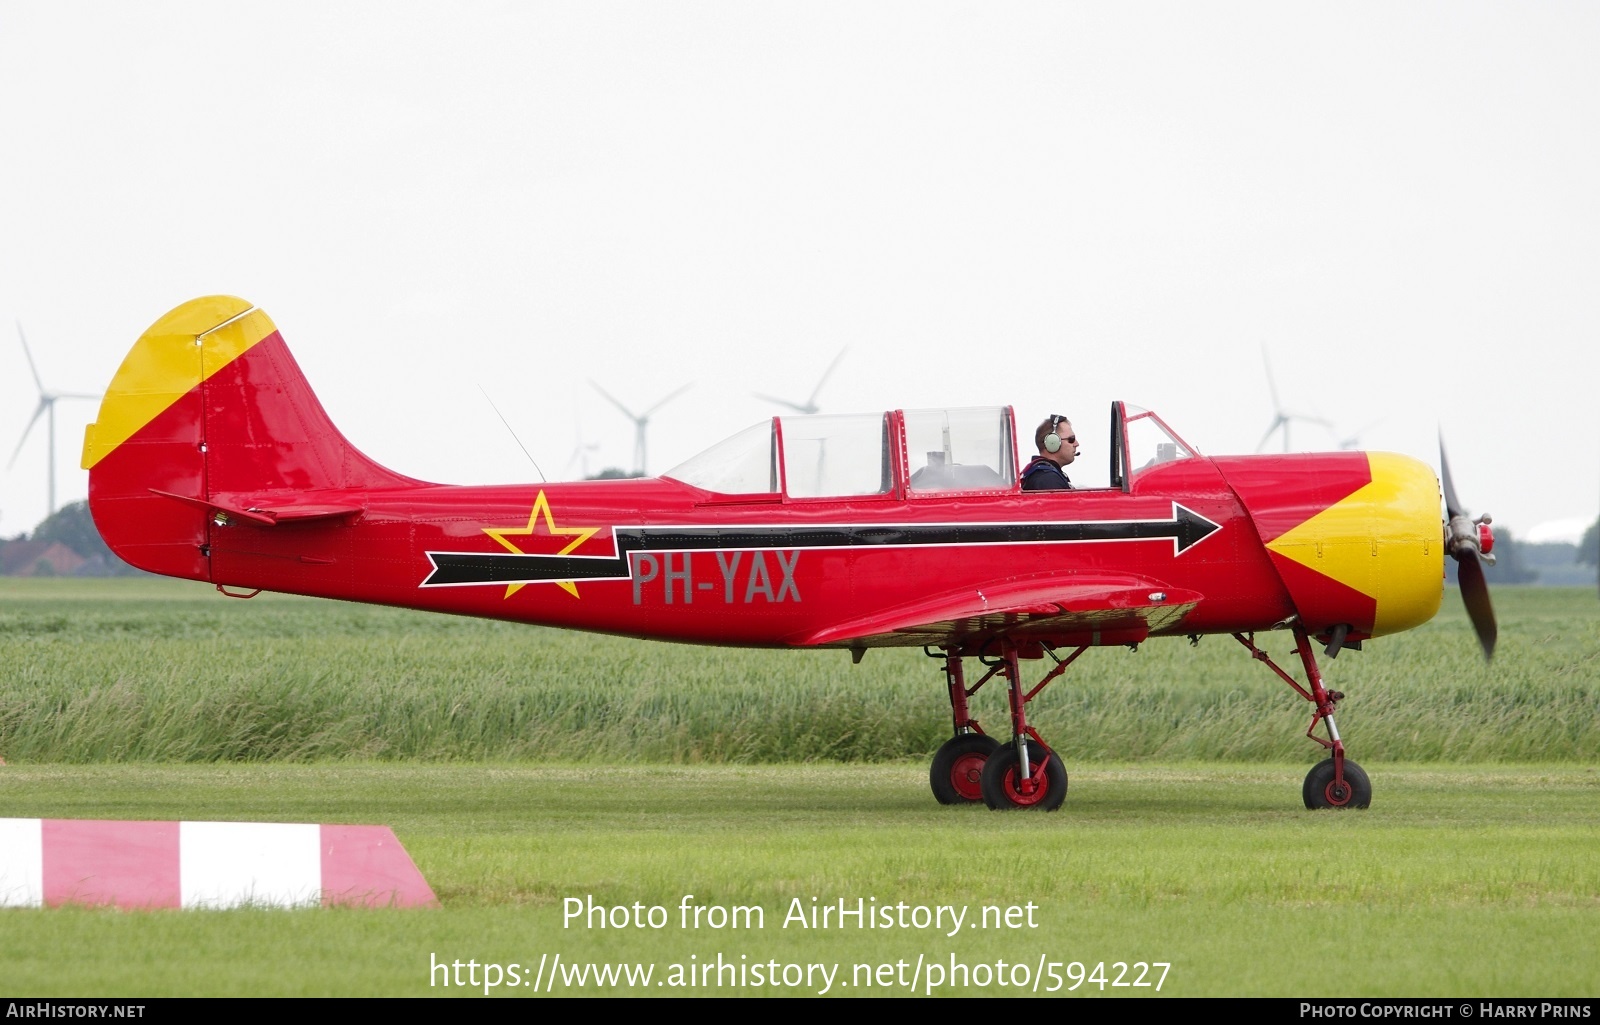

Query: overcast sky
[[2, 2, 1596, 543]]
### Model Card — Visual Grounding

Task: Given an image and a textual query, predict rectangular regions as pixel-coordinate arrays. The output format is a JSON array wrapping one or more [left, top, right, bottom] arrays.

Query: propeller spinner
[[1440, 436, 1497, 660]]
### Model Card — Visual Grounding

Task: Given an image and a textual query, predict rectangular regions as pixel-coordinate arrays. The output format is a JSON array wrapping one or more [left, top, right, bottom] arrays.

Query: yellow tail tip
[[82, 296, 275, 470]]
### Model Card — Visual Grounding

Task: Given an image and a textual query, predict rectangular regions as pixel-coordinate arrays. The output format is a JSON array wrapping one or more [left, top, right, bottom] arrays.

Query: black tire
[[1303, 757, 1372, 809], [979, 739, 1067, 811], [929, 733, 1001, 805]]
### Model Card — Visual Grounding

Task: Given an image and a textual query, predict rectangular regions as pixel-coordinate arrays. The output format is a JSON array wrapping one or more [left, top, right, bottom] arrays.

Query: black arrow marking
[[420, 503, 1221, 588]]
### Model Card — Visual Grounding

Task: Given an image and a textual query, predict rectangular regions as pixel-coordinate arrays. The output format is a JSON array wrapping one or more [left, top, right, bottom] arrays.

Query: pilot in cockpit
[[1020, 414, 1078, 491]]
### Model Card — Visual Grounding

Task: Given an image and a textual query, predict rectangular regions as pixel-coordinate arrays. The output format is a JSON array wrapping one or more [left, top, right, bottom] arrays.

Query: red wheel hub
[[949, 753, 987, 801], [1003, 764, 1052, 807]]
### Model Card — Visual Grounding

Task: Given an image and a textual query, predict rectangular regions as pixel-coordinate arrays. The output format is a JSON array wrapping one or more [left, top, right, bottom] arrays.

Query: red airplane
[[81, 296, 1498, 812]]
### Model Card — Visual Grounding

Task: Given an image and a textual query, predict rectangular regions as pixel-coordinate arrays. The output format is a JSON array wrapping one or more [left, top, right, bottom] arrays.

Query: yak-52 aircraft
[[81, 297, 1498, 811]]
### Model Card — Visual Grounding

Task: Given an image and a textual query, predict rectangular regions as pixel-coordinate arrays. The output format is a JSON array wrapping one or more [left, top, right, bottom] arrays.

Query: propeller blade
[[1455, 552, 1498, 660], [8, 401, 47, 469], [1438, 434, 1464, 520]]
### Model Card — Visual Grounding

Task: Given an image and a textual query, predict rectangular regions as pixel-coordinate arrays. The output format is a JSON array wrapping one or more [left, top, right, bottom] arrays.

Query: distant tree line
[[1445, 520, 1598, 587], [0, 501, 142, 576]]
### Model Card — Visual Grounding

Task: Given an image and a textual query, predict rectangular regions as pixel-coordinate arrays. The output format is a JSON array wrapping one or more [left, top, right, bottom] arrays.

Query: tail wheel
[[980, 740, 1067, 811], [929, 734, 1000, 804], [1303, 758, 1372, 809]]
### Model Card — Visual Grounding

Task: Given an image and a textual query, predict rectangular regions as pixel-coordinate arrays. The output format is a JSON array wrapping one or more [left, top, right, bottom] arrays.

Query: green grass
[[1, 763, 1597, 996], [2, 579, 1596, 764], [1, 580, 1597, 996]]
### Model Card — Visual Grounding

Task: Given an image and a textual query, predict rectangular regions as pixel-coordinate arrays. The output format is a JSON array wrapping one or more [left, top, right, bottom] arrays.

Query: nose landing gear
[[1236, 625, 1371, 810]]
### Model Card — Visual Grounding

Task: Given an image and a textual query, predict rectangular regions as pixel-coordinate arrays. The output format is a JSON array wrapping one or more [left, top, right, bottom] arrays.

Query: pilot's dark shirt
[[1021, 456, 1073, 491]]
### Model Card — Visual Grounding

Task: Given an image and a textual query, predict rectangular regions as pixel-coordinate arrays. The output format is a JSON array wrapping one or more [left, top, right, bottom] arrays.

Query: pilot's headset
[[1043, 415, 1069, 453]]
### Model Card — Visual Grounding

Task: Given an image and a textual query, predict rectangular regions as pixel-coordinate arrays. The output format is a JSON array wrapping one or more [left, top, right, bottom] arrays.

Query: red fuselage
[[84, 297, 1445, 656]]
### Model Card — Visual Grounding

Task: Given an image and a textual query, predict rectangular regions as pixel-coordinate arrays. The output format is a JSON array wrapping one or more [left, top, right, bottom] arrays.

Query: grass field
[[2, 578, 1597, 764], [1, 763, 1598, 997], [1, 580, 1597, 997]]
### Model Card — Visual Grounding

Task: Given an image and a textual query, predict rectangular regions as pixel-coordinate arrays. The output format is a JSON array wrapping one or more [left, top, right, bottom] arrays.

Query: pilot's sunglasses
[[1060, 435, 1077, 445]]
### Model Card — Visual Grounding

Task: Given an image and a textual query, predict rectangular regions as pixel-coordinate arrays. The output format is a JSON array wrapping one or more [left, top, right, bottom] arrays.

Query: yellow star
[[483, 490, 600, 599]]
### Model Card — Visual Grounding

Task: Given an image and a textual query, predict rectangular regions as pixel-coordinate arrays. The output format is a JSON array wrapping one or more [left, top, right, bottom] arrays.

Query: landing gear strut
[[1235, 625, 1371, 809], [928, 641, 1081, 811], [928, 626, 1371, 811], [928, 649, 994, 804]]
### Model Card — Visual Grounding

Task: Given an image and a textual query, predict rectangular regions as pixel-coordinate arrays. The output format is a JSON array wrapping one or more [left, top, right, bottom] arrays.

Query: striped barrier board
[[0, 819, 437, 909]]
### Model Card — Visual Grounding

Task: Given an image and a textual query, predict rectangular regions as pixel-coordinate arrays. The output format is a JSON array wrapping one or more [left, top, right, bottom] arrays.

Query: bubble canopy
[[663, 406, 1019, 498], [663, 402, 1201, 498]]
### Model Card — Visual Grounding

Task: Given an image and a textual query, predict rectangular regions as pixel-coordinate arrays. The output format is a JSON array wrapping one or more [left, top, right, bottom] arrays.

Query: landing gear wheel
[[929, 734, 1000, 804], [980, 740, 1067, 811], [1303, 758, 1372, 809]]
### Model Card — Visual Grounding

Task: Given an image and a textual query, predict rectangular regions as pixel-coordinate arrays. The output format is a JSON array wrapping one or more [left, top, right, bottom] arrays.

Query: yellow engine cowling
[[1219, 452, 1444, 640]]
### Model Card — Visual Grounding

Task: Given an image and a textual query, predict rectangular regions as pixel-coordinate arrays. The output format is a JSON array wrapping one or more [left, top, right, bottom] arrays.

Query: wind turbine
[[754, 346, 847, 414], [1337, 418, 1384, 451], [1256, 346, 1331, 453], [8, 322, 101, 517], [566, 411, 600, 480], [588, 379, 693, 477]]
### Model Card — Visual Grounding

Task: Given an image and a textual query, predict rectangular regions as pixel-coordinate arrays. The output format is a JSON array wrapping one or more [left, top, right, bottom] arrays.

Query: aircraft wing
[[795, 574, 1203, 649]]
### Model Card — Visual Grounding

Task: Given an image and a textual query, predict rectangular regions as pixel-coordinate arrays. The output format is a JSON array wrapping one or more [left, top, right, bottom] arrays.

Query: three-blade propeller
[[1440, 436, 1497, 660]]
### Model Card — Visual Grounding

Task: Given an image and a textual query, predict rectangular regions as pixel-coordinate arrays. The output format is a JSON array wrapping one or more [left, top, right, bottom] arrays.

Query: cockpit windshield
[[1120, 403, 1199, 487]]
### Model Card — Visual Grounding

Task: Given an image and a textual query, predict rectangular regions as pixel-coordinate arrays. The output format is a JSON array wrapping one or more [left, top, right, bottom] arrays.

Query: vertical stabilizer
[[83, 296, 413, 579]]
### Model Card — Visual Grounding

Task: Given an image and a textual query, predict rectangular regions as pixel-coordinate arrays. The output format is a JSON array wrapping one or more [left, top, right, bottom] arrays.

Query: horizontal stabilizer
[[150, 488, 365, 526]]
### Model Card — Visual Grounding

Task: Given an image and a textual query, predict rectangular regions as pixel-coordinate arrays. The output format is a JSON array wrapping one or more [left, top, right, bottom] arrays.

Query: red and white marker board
[[0, 819, 437, 909]]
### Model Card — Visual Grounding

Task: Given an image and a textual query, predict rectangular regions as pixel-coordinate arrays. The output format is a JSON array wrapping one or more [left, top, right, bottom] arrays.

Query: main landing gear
[[926, 623, 1372, 811], [927, 640, 1081, 811]]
